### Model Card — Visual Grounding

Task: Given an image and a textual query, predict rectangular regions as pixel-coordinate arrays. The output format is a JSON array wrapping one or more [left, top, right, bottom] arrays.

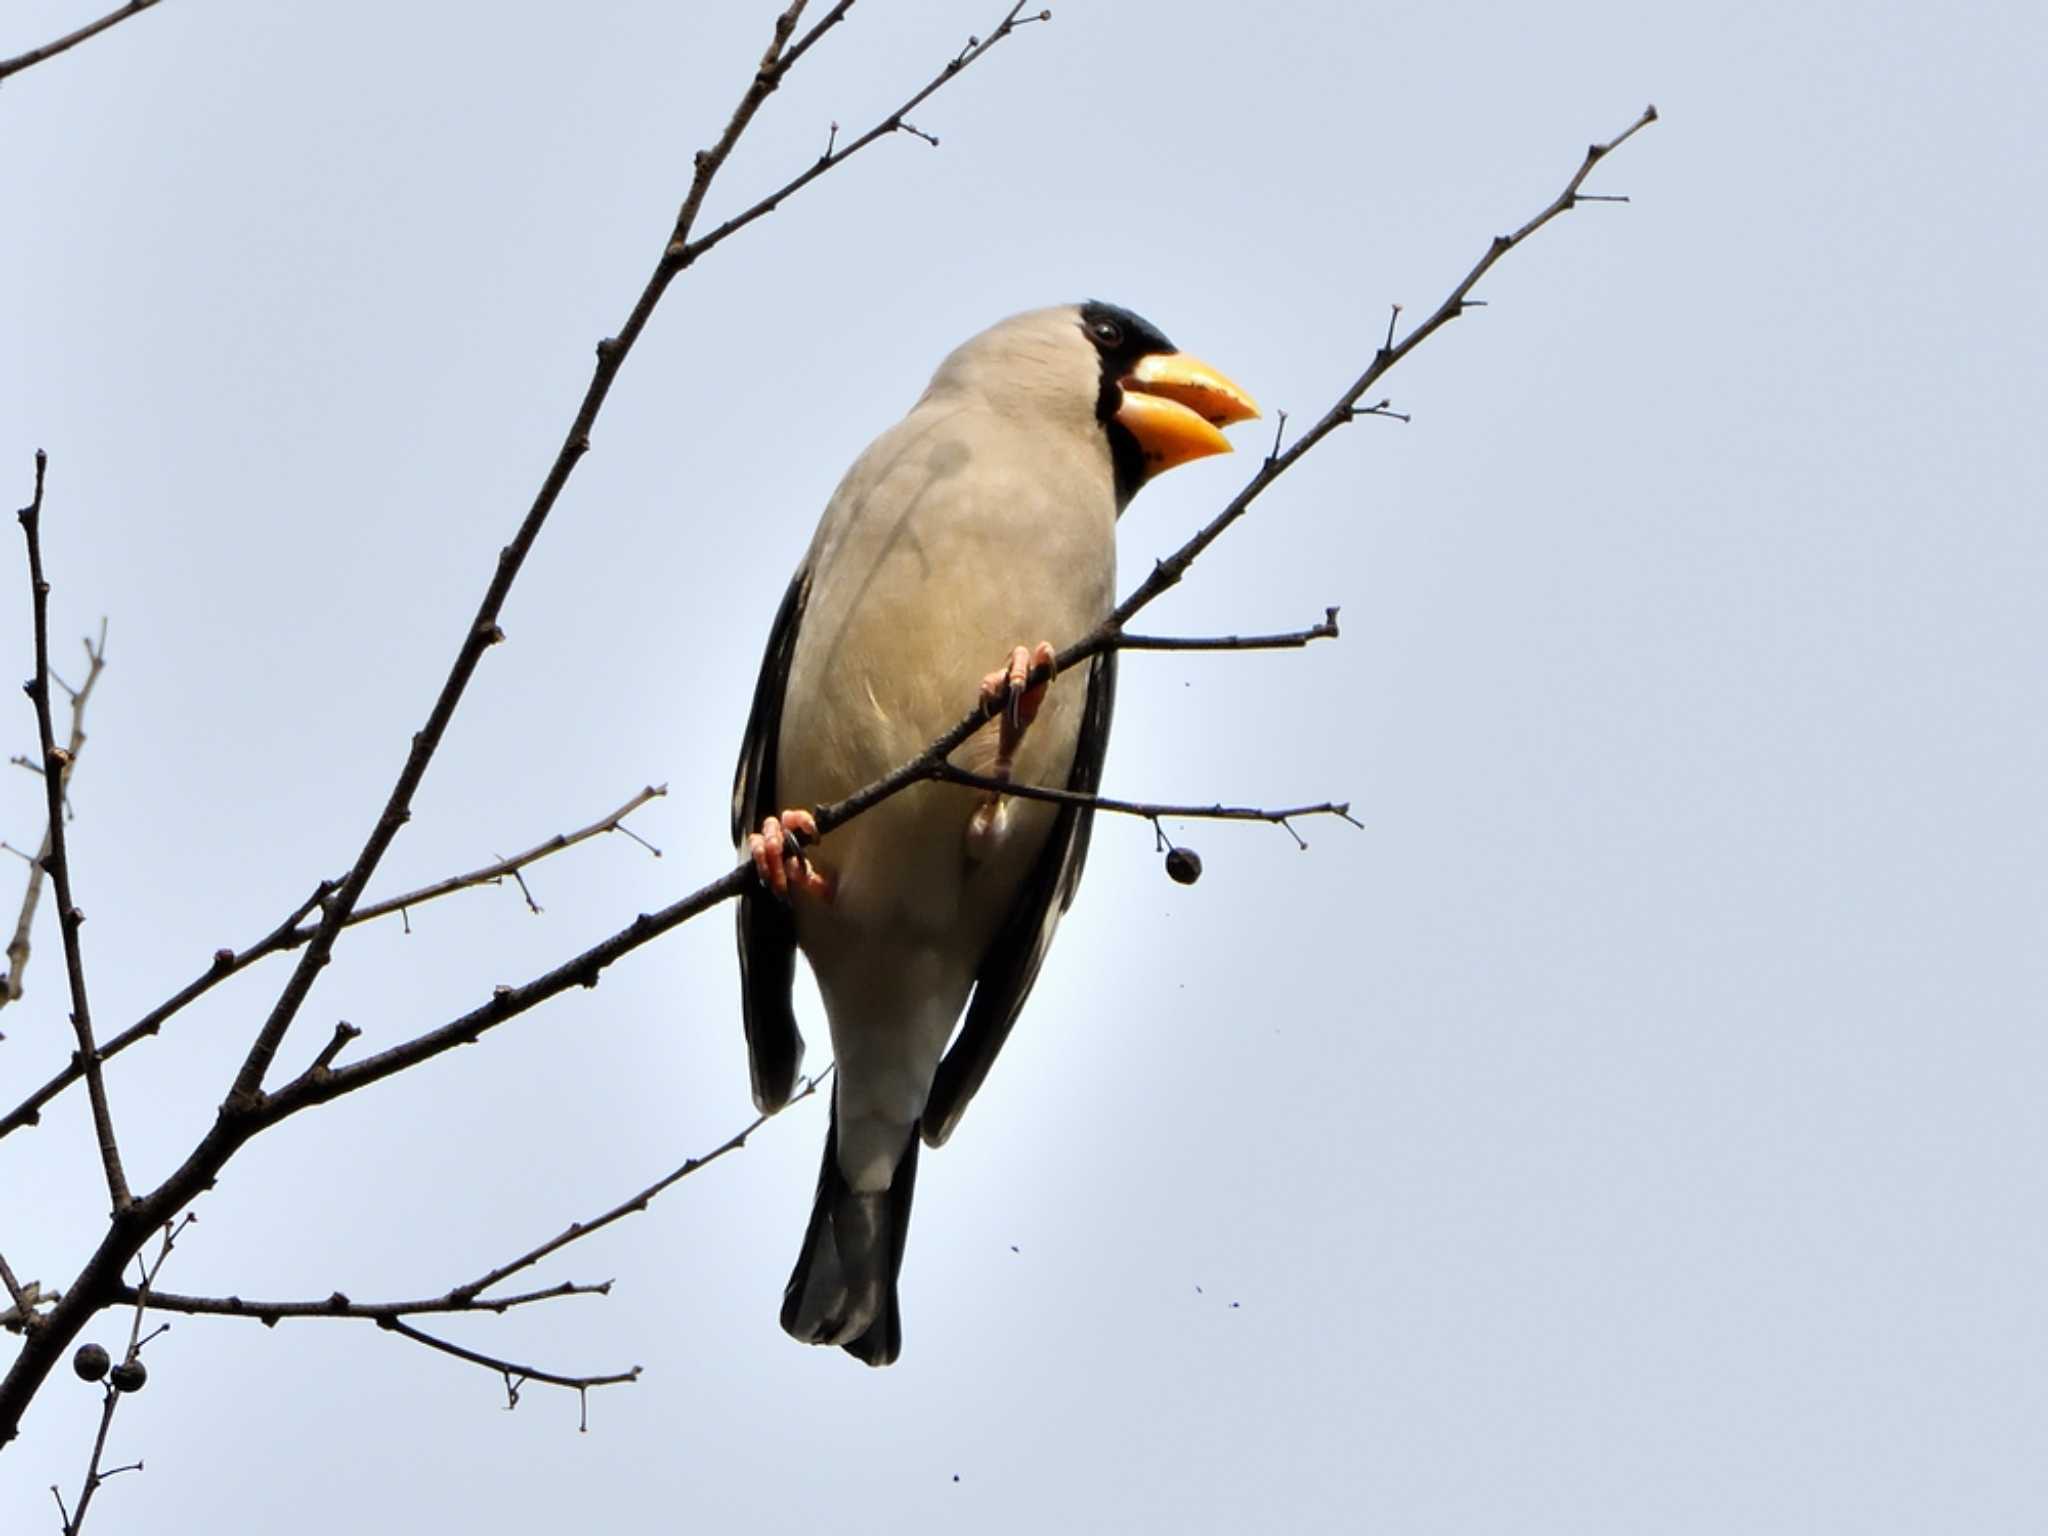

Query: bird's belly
[[802, 774, 1062, 940]]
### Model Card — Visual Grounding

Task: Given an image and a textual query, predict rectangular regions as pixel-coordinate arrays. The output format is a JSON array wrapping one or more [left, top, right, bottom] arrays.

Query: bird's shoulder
[[807, 398, 1110, 566]]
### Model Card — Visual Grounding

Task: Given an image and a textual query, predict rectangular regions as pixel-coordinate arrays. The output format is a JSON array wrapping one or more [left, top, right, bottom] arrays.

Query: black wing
[[922, 650, 1118, 1148], [733, 568, 810, 1112]]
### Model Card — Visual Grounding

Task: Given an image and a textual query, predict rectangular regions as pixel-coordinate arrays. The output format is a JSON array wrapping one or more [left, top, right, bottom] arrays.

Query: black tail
[[779, 1093, 920, 1367]]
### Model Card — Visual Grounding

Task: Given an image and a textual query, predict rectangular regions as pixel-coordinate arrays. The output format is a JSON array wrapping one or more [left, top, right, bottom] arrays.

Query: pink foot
[[966, 642, 1056, 859], [748, 810, 834, 903], [977, 641, 1058, 780]]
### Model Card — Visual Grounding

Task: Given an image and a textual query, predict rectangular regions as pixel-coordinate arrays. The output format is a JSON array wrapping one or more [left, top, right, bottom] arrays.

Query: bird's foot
[[748, 810, 835, 903], [966, 641, 1056, 862], [977, 641, 1057, 782]]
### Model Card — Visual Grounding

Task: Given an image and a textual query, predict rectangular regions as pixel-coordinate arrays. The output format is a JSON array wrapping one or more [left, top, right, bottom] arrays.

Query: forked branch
[[105, 1075, 826, 1420], [0, 784, 665, 1144]]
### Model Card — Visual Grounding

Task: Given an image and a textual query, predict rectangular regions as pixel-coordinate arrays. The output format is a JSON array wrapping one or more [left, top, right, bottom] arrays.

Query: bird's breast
[[777, 406, 1116, 940], [782, 408, 1116, 800]]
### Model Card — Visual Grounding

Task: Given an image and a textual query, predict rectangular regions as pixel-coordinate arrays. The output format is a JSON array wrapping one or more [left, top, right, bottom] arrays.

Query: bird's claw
[[965, 642, 1056, 863], [978, 641, 1057, 773], [749, 810, 834, 903]]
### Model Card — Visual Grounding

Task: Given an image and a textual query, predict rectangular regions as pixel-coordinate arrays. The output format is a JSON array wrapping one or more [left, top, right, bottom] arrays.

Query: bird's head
[[924, 302, 1261, 507]]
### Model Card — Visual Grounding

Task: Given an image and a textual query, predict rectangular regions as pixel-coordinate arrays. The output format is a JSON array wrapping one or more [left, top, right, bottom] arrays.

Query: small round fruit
[[1164, 847, 1203, 886], [72, 1343, 110, 1383], [109, 1358, 148, 1394]]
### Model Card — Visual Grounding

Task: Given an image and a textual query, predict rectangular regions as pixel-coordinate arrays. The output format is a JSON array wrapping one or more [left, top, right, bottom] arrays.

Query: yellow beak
[[1115, 351, 1262, 475]]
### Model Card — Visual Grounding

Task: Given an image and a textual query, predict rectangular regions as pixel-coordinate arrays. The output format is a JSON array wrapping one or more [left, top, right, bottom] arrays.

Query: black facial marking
[[1079, 300, 1177, 507], [1104, 417, 1148, 509]]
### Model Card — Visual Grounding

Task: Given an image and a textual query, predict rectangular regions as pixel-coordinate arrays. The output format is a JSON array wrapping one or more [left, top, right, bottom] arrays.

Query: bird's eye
[[1089, 318, 1123, 349]]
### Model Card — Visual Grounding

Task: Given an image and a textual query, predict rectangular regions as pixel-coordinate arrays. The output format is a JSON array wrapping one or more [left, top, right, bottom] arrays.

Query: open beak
[[1115, 351, 1262, 476]]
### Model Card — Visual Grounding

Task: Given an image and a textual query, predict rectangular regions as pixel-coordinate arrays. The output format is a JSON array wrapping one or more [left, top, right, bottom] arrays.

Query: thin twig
[[1, 618, 105, 1020], [931, 765, 1359, 837], [0, 0, 163, 86], [347, 784, 666, 930], [122, 1217, 190, 1356], [306, 1021, 360, 1076], [15, 454, 129, 1213], [443, 1070, 828, 1302], [51, 1391, 116, 1536], [375, 1316, 639, 1411], [1114, 609, 1339, 653]]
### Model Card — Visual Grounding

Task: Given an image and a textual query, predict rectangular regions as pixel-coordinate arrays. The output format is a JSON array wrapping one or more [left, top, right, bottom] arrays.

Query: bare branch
[[116, 1278, 612, 1323], [931, 765, 1359, 837], [15, 453, 129, 1212], [224, 0, 1046, 1109], [0, 782, 662, 1144], [376, 1316, 639, 1419], [0, 0, 164, 86], [1, 617, 105, 1020]]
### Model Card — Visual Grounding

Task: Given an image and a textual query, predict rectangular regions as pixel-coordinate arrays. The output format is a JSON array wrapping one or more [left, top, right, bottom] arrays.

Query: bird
[[732, 301, 1258, 1365]]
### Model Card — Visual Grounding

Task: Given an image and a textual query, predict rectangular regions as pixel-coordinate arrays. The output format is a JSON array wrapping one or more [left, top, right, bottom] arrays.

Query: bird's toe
[[748, 811, 834, 903]]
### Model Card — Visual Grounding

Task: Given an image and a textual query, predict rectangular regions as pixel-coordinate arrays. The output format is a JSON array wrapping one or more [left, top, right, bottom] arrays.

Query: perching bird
[[733, 302, 1258, 1364]]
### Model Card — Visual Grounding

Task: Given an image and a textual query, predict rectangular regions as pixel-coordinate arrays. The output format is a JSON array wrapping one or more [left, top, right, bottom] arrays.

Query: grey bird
[[733, 302, 1258, 1365]]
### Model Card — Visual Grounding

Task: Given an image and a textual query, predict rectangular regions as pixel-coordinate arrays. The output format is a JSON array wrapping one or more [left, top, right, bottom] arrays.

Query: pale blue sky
[[4, 0, 2045, 1530]]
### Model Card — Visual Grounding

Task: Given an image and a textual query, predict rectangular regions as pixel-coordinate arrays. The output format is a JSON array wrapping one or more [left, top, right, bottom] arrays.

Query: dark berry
[[109, 1358, 147, 1393], [72, 1343, 110, 1382], [1164, 847, 1203, 885]]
